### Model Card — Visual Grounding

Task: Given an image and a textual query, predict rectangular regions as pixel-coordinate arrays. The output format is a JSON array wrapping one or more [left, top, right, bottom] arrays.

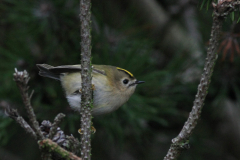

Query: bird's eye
[[123, 79, 129, 84]]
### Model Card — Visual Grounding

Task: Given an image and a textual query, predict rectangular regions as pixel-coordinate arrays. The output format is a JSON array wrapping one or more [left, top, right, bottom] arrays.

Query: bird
[[36, 64, 145, 116]]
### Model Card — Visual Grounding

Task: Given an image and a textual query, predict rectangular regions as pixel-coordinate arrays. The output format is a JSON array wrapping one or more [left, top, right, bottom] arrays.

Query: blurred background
[[1, 0, 240, 159]]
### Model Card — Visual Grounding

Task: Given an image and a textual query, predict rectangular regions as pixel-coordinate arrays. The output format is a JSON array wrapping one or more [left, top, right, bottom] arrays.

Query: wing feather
[[37, 64, 106, 80]]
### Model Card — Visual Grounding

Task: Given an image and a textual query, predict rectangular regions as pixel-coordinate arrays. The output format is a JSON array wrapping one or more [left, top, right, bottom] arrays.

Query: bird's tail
[[36, 64, 60, 80]]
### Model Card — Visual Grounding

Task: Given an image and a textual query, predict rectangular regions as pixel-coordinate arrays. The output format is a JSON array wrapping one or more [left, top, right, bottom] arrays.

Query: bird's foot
[[78, 126, 96, 134]]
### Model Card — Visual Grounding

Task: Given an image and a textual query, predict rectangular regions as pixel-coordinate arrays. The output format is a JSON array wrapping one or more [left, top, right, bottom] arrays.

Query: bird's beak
[[135, 80, 145, 84]]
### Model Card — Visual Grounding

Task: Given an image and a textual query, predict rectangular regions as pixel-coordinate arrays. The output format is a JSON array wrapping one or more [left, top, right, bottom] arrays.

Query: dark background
[[1, 0, 240, 159]]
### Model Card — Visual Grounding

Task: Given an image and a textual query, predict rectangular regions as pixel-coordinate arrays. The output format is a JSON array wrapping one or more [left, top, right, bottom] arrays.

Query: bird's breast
[[61, 73, 131, 115]]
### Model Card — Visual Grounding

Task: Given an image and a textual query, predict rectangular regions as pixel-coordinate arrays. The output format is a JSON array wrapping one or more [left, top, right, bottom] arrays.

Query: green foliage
[[200, 0, 217, 10], [0, 116, 14, 146], [1, 0, 240, 160], [199, 0, 240, 23], [0, 0, 195, 158]]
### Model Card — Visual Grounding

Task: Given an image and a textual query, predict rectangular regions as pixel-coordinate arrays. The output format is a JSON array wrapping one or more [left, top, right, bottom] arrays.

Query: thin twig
[[80, 0, 93, 159], [66, 135, 81, 155], [4, 105, 37, 139], [48, 113, 66, 139], [11, 69, 82, 159], [39, 139, 82, 160], [163, 1, 240, 159], [13, 69, 45, 140]]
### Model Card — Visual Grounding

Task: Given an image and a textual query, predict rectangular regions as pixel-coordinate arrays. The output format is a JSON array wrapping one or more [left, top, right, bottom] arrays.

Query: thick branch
[[80, 0, 92, 159], [39, 139, 82, 160], [163, 1, 240, 159]]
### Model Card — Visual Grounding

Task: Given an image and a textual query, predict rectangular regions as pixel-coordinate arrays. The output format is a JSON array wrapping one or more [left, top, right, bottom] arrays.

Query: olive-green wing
[[36, 64, 106, 80]]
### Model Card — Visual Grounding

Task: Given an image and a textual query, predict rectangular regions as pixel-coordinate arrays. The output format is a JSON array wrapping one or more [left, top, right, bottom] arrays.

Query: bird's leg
[[91, 123, 96, 134], [91, 84, 95, 90], [78, 124, 96, 134], [78, 128, 83, 134]]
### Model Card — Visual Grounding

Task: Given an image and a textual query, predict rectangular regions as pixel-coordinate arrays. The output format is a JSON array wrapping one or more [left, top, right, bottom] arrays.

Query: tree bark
[[80, 0, 92, 159]]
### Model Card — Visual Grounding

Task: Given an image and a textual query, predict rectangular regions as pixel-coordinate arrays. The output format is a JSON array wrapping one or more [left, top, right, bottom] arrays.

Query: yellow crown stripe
[[117, 67, 134, 78]]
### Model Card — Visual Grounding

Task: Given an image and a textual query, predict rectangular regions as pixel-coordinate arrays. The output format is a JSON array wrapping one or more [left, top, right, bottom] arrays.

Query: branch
[[80, 0, 92, 159], [48, 113, 66, 139], [163, 1, 240, 159], [39, 139, 82, 160], [4, 105, 37, 140], [9, 69, 81, 160], [13, 69, 44, 140], [40, 120, 81, 157]]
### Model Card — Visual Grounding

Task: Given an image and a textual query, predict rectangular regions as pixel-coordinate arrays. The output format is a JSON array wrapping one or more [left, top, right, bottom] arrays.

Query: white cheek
[[66, 95, 81, 111]]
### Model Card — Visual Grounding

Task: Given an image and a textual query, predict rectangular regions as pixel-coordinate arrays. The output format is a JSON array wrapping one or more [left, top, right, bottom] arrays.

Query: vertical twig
[[163, 1, 240, 160], [80, 0, 92, 159]]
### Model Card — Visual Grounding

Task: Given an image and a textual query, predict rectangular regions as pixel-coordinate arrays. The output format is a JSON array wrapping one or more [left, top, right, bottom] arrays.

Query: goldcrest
[[37, 64, 144, 115]]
